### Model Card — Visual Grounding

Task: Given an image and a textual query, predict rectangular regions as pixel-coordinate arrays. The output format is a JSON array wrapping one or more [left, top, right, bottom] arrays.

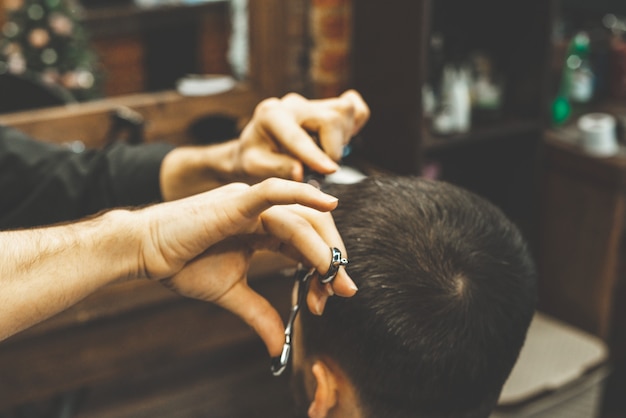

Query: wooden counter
[[539, 129, 626, 341]]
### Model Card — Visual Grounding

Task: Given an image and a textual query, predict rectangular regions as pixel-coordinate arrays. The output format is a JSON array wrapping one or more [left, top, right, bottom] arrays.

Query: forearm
[[0, 209, 140, 341]]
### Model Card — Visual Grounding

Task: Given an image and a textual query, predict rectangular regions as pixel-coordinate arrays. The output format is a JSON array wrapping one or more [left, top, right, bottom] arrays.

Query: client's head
[[291, 175, 537, 418]]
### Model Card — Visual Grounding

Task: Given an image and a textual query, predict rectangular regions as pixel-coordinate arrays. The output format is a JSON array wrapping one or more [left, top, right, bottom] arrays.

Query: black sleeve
[[0, 125, 175, 229]]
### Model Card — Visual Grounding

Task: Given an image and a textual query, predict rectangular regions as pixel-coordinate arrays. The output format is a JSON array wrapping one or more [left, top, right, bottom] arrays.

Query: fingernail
[[323, 159, 340, 172], [346, 275, 358, 292], [322, 194, 339, 204]]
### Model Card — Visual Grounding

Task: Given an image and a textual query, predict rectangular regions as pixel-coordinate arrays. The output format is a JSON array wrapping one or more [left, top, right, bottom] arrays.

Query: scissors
[[270, 247, 348, 376], [271, 141, 350, 376]]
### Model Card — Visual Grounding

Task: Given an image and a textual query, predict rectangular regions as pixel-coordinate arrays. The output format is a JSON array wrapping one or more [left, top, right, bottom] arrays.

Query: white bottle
[[453, 67, 471, 133], [432, 65, 472, 135]]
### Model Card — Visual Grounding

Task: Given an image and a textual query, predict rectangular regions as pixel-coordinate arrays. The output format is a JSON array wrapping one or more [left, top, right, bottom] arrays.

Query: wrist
[[199, 140, 240, 180], [92, 209, 145, 282], [160, 141, 241, 201]]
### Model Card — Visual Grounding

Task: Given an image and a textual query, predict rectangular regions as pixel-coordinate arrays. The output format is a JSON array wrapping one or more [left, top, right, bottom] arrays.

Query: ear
[[307, 360, 339, 418]]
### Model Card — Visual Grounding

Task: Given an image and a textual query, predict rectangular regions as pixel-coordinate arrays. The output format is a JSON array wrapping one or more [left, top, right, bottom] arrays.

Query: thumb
[[244, 148, 304, 182], [215, 280, 286, 357]]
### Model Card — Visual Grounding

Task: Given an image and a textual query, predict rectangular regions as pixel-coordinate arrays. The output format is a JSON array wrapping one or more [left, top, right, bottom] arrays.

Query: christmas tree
[[0, 0, 103, 101]]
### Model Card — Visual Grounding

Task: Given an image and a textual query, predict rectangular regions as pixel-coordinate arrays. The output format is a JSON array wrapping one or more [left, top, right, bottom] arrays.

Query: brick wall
[[309, 0, 352, 98], [284, 0, 309, 94]]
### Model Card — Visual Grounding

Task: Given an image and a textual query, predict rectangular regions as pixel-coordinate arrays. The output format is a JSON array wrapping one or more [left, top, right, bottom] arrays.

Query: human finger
[[259, 206, 356, 313], [340, 89, 371, 135], [258, 205, 358, 306], [258, 106, 340, 174], [315, 108, 354, 161], [238, 178, 339, 222], [270, 204, 356, 299], [262, 240, 355, 302], [214, 280, 286, 357], [304, 254, 355, 316], [258, 206, 333, 269], [139, 180, 338, 279], [240, 147, 304, 182], [294, 93, 365, 162], [306, 276, 330, 315], [285, 94, 354, 162]]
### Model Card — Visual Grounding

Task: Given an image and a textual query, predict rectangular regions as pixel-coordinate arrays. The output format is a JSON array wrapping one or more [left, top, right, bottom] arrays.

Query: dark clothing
[[0, 125, 174, 229]]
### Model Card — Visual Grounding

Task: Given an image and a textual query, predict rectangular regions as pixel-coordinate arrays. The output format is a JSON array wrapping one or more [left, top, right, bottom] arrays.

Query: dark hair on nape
[[300, 175, 537, 418]]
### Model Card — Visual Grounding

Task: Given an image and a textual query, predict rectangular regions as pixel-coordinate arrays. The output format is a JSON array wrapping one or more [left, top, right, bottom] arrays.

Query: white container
[[577, 113, 619, 157]]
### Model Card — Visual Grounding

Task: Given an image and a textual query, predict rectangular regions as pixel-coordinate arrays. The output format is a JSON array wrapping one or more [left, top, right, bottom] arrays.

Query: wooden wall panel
[[0, 273, 292, 410], [91, 36, 145, 97], [247, 0, 309, 97], [0, 85, 260, 148]]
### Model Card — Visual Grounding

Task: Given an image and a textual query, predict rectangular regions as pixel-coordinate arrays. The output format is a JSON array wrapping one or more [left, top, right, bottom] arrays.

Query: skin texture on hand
[[159, 90, 370, 201], [141, 178, 357, 356], [0, 178, 356, 357], [159, 140, 240, 202]]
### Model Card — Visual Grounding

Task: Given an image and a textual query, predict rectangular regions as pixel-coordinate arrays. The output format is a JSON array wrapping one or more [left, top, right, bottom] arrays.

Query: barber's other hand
[[134, 178, 356, 356], [237, 89, 369, 181], [159, 90, 369, 201]]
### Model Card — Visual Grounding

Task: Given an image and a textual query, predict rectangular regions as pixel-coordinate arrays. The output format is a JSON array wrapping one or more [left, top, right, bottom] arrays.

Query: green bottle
[[552, 31, 595, 126]]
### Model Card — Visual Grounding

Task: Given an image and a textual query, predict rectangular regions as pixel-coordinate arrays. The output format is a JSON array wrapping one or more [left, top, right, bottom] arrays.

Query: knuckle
[[282, 92, 305, 102], [336, 98, 356, 116], [255, 97, 281, 116], [257, 177, 283, 193], [287, 217, 313, 240], [224, 182, 250, 193], [342, 89, 363, 104], [360, 102, 372, 119], [321, 110, 344, 127], [342, 89, 370, 116]]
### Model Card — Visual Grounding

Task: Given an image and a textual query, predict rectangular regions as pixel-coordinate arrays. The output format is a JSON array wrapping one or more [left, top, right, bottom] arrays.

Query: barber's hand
[[160, 90, 370, 201], [136, 178, 356, 356], [236, 89, 369, 181]]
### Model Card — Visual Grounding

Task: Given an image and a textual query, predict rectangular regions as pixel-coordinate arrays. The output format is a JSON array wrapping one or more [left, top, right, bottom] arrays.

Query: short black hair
[[300, 175, 537, 418]]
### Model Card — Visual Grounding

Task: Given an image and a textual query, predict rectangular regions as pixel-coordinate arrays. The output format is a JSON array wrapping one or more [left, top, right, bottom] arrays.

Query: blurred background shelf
[[350, 0, 555, 252], [81, 0, 231, 96], [423, 118, 543, 153]]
